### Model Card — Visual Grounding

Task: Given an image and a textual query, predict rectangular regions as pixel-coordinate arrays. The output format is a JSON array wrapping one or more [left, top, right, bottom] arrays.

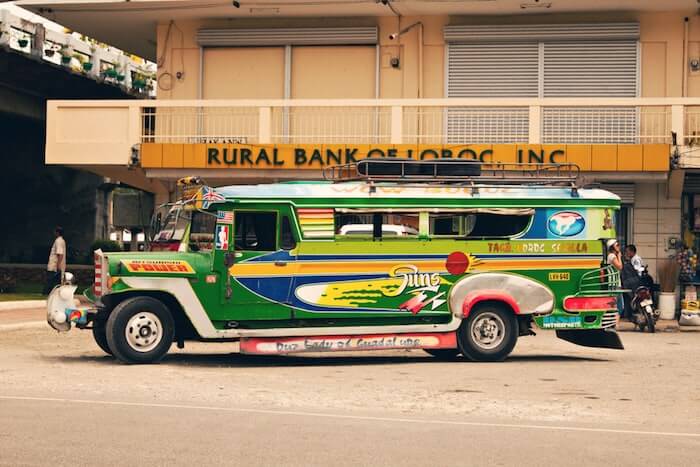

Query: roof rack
[[323, 159, 580, 188]]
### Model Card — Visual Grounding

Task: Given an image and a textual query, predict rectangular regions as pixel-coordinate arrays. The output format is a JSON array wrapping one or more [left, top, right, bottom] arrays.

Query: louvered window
[[445, 23, 639, 144], [447, 43, 539, 98]]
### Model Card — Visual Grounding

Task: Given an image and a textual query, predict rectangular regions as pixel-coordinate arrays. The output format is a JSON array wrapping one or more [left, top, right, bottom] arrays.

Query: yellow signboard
[[121, 260, 194, 274], [140, 143, 670, 172]]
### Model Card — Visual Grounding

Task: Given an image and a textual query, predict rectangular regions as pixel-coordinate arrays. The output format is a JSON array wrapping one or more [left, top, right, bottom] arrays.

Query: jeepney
[[47, 160, 623, 364]]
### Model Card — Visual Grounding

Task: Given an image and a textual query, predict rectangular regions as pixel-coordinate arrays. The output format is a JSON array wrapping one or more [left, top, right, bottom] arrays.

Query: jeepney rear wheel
[[423, 348, 461, 359], [91, 318, 112, 356], [457, 303, 518, 362], [105, 296, 174, 364]]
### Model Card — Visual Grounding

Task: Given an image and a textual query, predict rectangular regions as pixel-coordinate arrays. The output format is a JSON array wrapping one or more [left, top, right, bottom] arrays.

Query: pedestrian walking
[[43, 227, 66, 295]]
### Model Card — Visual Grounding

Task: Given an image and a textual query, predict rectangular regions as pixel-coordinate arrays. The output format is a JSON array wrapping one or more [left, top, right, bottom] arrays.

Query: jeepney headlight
[[63, 272, 76, 286]]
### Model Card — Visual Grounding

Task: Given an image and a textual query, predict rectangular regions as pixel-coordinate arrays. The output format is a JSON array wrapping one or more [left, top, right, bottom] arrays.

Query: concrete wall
[[155, 11, 700, 101]]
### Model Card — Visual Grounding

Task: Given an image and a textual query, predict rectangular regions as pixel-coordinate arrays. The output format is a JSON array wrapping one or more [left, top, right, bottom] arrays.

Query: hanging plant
[[82, 62, 93, 72], [61, 55, 72, 65], [116, 74, 126, 82], [18, 38, 29, 48], [105, 68, 118, 78], [133, 78, 146, 89], [45, 48, 55, 57]]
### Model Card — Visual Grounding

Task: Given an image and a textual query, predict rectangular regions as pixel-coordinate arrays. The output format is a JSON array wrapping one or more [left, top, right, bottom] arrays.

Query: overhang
[[16, 0, 698, 60]]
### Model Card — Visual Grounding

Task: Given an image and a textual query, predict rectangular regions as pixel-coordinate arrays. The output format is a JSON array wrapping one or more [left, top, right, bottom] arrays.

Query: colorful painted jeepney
[[47, 160, 623, 363]]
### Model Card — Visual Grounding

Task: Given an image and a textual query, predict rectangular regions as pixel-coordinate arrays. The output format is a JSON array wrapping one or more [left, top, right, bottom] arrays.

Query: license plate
[[641, 299, 653, 307]]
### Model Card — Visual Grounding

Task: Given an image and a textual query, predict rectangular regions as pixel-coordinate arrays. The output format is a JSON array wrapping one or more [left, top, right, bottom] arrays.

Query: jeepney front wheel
[[457, 302, 518, 362], [91, 317, 112, 356], [105, 297, 174, 364]]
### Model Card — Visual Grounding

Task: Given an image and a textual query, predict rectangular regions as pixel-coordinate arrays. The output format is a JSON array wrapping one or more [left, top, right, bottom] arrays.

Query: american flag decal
[[217, 210, 233, 224]]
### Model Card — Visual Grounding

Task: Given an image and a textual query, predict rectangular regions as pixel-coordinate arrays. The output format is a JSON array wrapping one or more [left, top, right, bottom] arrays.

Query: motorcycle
[[629, 266, 659, 333]]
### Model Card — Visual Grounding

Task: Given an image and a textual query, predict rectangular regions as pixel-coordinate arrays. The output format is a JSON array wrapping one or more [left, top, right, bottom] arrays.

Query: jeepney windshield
[[154, 207, 189, 242]]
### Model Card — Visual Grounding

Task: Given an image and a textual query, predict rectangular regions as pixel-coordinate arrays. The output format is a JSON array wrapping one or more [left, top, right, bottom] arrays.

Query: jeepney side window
[[335, 211, 419, 239], [429, 210, 533, 239], [280, 215, 297, 250], [234, 212, 277, 251], [189, 211, 217, 251]]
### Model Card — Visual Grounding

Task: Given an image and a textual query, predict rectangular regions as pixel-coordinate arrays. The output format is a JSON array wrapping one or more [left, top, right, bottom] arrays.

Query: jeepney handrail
[[577, 264, 624, 296], [323, 159, 580, 187]]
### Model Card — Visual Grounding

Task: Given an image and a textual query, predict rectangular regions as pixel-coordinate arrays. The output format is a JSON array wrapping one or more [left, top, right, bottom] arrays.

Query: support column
[[529, 105, 541, 144], [391, 106, 403, 144]]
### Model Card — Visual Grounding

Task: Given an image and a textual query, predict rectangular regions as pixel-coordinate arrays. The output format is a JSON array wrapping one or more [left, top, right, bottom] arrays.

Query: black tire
[[105, 296, 174, 364], [91, 318, 112, 355], [645, 307, 656, 333], [424, 348, 460, 359], [457, 303, 518, 362]]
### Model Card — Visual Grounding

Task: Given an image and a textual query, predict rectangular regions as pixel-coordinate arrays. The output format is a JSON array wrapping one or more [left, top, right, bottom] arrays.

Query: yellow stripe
[[230, 258, 600, 277]]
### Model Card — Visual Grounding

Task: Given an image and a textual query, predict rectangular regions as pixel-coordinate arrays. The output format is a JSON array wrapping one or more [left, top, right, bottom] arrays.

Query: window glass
[[234, 212, 277, 251], [335, 212, 419, 239], [189, 211, 217, 251], [429, 212, 531, 238], [280, 215, 297, 250]]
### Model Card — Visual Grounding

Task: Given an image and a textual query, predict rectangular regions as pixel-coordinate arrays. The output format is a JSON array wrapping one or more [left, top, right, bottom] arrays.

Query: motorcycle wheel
[[645, 307, 656, 333]]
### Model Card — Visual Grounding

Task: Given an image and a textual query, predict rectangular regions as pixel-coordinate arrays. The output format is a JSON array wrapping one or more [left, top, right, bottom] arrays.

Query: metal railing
[[127, 98, 685, 146]]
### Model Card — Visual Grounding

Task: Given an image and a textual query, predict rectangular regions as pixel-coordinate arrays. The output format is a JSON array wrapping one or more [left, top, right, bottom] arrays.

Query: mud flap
[[556, 329, 624, 350]]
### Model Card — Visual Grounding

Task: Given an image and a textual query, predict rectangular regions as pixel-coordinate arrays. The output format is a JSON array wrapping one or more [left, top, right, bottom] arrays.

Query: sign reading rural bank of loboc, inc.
[[140, 143, 670, 172]]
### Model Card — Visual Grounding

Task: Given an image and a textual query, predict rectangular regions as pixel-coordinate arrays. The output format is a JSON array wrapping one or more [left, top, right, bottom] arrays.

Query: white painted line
[[1, 395, 699, 439], [0, 321, 46, 331], [0, 300, 46, 311]]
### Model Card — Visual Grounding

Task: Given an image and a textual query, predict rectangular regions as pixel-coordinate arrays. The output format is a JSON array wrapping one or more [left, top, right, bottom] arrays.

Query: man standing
[[43, 227, 66, 295]]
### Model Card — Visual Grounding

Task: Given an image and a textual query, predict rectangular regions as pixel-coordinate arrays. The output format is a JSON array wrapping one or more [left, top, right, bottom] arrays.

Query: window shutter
[[447, 43, 539, 98], [543, 42, 638, 97]]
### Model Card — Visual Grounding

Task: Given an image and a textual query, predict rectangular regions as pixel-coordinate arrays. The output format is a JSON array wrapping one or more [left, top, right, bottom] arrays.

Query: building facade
[[20, 0, 700, 274]]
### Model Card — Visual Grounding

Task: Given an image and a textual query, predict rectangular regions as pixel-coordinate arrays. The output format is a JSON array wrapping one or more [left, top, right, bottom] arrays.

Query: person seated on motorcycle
[[620, 255, 641, 320], [625, 244, 645, 276]]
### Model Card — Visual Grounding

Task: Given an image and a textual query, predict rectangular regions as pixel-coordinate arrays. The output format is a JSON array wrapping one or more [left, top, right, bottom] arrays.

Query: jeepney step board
[[240, 332, 457, 355]]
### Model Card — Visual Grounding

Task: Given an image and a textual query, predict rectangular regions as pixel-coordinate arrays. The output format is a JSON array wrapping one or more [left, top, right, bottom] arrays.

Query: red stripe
[[563, 296, 618, 311]]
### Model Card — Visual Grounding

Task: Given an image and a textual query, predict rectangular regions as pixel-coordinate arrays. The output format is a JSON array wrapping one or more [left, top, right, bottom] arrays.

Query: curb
[[0, 300, 46, 311], [617, 319, 680, 332]]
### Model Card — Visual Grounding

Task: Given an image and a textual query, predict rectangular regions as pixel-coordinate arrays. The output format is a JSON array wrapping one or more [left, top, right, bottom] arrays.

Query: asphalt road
[[1, 308, 699, 466]]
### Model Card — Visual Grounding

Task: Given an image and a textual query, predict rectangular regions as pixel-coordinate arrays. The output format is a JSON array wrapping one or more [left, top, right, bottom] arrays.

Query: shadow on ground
[[42, 352, 610, 368]]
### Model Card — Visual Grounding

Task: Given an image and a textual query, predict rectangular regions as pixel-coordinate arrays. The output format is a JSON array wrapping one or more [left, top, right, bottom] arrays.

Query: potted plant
[[105, 67, 118, 79], [657, 259, 680, 320], [115, 64, 125, 82], [18, 38, 29, 48], [59, 45, 73, 65]]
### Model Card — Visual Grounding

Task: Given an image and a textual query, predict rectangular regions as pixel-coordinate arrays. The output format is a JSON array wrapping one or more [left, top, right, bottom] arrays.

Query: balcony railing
[[0, 9, 155, 95], [46, 97, 700, 168]]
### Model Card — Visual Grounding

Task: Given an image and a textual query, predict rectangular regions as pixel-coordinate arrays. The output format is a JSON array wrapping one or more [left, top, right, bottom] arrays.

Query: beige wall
[[633, 182, 681, 277], [155, 12, 700, 101]]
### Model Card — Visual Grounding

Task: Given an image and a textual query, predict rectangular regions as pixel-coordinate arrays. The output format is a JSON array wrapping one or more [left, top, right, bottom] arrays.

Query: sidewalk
[[0, 300, 46, 311]]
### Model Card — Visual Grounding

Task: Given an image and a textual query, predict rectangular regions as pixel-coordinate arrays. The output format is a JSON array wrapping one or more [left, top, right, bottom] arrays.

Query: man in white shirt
[[43, 227, 66, 295], [625, 244, 645, 276]]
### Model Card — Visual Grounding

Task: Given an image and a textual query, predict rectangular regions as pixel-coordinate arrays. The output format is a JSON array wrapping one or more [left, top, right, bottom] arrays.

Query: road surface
[[1, 307, 699, 466]]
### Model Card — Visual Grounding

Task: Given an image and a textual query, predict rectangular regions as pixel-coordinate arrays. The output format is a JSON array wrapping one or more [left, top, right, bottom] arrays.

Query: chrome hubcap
[[471, 312, 505, 350], [125, 312, 163, 353]]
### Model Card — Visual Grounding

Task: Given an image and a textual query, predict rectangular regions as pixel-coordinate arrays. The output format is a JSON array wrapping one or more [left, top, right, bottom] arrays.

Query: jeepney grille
[[578, 265, 622, 295], [93, 251, 108, 297], [601, 310, 618, 329]]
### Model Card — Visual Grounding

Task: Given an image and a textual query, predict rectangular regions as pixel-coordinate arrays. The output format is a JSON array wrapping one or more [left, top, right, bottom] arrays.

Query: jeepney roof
[[214, 182, 620, 204]]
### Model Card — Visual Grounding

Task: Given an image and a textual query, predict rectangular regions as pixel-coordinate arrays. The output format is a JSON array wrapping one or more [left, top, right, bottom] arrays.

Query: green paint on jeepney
[[95, 183, 621, 332]]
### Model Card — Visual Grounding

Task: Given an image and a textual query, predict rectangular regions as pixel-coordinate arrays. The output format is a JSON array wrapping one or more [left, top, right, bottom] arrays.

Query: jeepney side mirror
[[224, 252, 236, 267]]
